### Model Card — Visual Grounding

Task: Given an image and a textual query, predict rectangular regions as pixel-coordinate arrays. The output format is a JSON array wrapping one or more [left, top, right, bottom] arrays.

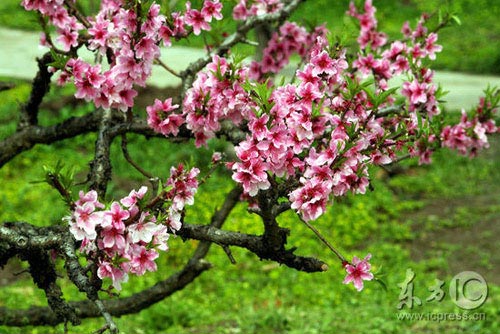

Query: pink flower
[[167, 209, 182, 231], [128, 245, 159, 276], [202, 0, 223, 22], [185, 2, 211, 35], [402, 80, 428, 105], [342, 253, 374, 291], [232, 159, 270, 196], [71, 202, 100, 240], [424, 33, 442, 60], [75, 190, 104, 208], [97, 261, 129, 291], [289, 179, 330, 222], [128, 219, 160, 244], [146, 98, 183, 136], [104, 202, 129, 230], [120, 186, 148, 208], [166, 165, 200, 210], [100, 226, 126, 250], [311, 50, 335, 77], [56, 28, 79, 51], [233, 0, 249, 20]]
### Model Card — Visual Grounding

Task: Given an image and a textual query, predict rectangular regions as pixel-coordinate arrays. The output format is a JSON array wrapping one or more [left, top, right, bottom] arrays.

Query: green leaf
[[451, 14, 461, 26], [373, 277, 388, 291]]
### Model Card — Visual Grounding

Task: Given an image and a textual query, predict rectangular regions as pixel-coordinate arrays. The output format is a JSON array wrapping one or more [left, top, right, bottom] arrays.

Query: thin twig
[[46, 172, 75, 210], [120, 134, 154, 179], [154, 58, 181, 78], [241, 38, 259, 46], [198, 162, 221, 186], [64, 0, 91, 28], [221, 245, 237, 264], [299, 217, 347, 263]]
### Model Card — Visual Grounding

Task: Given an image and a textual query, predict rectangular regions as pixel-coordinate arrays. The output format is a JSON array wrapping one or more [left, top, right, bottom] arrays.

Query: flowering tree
[[0, 0, 498, 332]]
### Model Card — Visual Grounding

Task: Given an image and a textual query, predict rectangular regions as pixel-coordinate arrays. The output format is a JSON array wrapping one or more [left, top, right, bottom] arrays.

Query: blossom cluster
[[146, 1, 498, 224], [349, 0, 442, 116], [22, 0, 223, 111], [66, 165, 199, 290], [233, 0, 283, 21], [181, 55, 256, 146], [441, 97, 498, 156], [248, 22, 327, 80]]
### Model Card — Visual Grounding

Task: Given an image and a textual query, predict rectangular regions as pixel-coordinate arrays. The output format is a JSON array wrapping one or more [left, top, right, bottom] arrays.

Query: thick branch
[[18, 52, 54, 130], [0, 222, 78, 325], [0, 110, 247, 168], [179, 223, 328, 272], [24, 249, 80, 326], [88, 108, 115, 196], [0, 259, 211, 327], [0, 111, 103, 167]]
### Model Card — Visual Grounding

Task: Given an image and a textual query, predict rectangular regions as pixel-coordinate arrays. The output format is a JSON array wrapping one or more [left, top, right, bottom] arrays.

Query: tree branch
[[0, 258, 211, 327], [18, 52, 54, 130], [88, 108, 115, 196], [0, 110, 103, 167], [179, 223, 328, 272]]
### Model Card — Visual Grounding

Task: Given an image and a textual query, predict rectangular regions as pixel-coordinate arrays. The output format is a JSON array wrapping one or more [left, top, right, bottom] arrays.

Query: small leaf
[[374, 277, 388, 291], [451, 15, 461, 26]]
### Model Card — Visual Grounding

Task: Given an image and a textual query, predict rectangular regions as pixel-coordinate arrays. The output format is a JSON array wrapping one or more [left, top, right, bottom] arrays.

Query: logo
[[449, 271, 488, 310]]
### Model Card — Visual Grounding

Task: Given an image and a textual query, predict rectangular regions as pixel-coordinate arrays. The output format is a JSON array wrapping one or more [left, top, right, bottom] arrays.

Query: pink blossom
[[202, 0, 223, 22], [185, 2, 211, 35], [424, 33, 442, 60], [166, 165, 200, 208], [289, 179, 330, 222], [97, 261, 129, 291], [88, 18, 110, 51], [233, 0, 249, 20], [75, 190, 104, 208], [342, 254, 374, 291], [167, 209, 182, 231], [128, 245, 159, 276], [120, 186, 148, 208], [57, 28, 79, 51], [152, 225, 170, 251], [128, 219, 160, 244], [402, 80, 428, 105], [211, 151, 223, 163], [146, 98, 183, 136], [71, 202, 100, 240], [311, 50, 335, 77], [104, 202, 129, 230], [232, 159, 270, 196], [100, 226, 126, 250]]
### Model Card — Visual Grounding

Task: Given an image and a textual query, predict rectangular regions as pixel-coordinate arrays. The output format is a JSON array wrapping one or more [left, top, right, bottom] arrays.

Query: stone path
[[1, 27, 500, 110]]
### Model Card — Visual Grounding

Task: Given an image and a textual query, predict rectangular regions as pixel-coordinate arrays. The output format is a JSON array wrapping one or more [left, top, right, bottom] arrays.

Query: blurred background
[[0, 1, 499, 333]]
